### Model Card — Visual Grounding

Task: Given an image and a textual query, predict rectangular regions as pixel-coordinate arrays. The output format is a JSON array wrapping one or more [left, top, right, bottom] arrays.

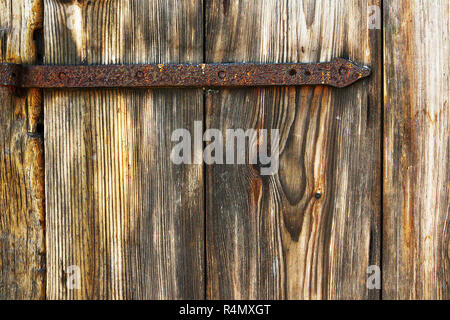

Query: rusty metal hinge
[[0, 58, 370, 89]]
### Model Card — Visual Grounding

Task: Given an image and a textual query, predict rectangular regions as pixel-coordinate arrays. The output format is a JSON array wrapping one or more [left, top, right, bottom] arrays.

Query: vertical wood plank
[[44, 0, 204, 299], [383, 0, 449, 300], [205, 0, 382, 299], [0, 0, 45, 299]]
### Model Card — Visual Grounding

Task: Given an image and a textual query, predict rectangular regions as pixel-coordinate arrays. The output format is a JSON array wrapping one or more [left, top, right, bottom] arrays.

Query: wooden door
[[0, 0, 448, 300]]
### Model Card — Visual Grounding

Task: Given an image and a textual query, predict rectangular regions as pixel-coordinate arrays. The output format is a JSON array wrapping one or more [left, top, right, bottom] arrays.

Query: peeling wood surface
[[205, 0, 382, 299], [0, 0, 45, 299], [383, 0, 450, 300], [44, 0, 204, 299]]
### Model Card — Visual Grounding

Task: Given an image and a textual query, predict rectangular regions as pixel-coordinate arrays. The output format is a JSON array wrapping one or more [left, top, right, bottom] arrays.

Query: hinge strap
[[0, 58, 370, 89]]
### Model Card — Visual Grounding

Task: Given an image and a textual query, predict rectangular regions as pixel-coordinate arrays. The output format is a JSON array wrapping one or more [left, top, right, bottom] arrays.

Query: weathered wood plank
[[0, 0, 45, 300], [205, 0, 382, 299], [383, 0, 449, 300], [44, 0, 204, 299]]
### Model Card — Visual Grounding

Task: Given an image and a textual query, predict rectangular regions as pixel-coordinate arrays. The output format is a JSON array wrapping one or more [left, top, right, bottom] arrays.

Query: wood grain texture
[[383, 0, 450, 300], [0, 0, 45, 299], [205, 0, 382, 299], [44, 0, 204, 299]]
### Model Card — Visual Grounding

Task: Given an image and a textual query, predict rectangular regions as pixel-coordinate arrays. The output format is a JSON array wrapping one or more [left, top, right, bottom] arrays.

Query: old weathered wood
[[0, 0, 45, 299], [45, 0, 204, 299], [383, 0, 449, 300], [205, 0, 382, 299]]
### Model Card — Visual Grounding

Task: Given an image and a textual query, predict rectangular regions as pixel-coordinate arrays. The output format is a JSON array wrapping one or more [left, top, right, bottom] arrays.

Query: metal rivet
[[59, 72, 66, 80], [289, 69, 297, 76], [135, 71, 144, 79], [218, 71, 226, 79], [315, 192, 322, 199]]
